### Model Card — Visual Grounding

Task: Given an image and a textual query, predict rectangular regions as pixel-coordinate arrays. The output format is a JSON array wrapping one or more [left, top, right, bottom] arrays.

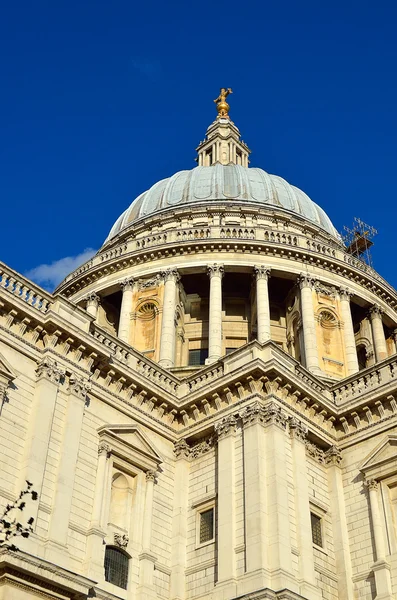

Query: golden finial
[[214, 87, 233, 117]]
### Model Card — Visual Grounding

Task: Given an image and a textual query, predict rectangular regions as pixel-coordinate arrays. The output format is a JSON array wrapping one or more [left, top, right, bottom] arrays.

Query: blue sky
[[1, 0, 397, 289]]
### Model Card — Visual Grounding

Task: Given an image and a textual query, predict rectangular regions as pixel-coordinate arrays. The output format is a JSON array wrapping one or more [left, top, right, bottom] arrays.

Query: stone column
[[289, 418, 320, 600], [254, 266, 271, 343], [325, 447, 355, 600], [263, 403, 296, 592], [207, 264, 224, 364], [365, 479, 393, 599], [46, 374, 90, 562], [369, 305, 388, 362], [240, 402, 269, 590], [339, 288, 359, 374], [159, 269, 180, 368], [86, 292, 100, 320], [85, 441, 111, 579], [214, 416, 237, 597], [170, 440, 190, 600], [298, 274, 321, 374], [19, 358, 64, 528], [390, 329, 397, 355], [118, 278, 135, 342], [137, 470, 158, 600]]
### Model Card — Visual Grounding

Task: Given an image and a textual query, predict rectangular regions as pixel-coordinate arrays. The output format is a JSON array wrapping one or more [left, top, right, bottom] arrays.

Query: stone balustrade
[[0, 262, 52, 312], [331, 355, 397, 405]]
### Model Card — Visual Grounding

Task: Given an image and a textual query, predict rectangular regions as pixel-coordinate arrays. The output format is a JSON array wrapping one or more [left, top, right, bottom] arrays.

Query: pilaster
[[137, 470, 159, 600], [214, 416, 238, 599], [170, 440, 190, 600]]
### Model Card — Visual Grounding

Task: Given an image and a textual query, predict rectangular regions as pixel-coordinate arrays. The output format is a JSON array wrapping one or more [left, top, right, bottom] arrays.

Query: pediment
[[359, 435, 397, 479], [97, 424, 162, 472], [0, 351, 17, 386]]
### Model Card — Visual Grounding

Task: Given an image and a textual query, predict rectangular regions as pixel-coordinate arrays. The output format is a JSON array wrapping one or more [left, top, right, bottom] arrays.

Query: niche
[[108, 472, 134, 530]]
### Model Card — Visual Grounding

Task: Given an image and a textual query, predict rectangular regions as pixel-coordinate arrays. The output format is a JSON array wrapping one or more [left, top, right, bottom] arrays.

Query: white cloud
[[25, 248, 97, 291]]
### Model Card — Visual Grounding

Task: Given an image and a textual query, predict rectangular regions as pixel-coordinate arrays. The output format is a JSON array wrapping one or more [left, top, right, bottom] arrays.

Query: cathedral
[[1, 90, 397, 600]]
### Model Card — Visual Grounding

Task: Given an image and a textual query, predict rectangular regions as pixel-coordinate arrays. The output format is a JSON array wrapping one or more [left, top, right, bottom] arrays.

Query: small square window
[[199, 508, 214, 544], [311, 513, 323, 547], [189, 349, 208, 366]]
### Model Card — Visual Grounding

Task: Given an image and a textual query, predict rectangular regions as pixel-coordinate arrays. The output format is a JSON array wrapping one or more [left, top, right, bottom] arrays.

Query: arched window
[[104, 546, 129, 589]]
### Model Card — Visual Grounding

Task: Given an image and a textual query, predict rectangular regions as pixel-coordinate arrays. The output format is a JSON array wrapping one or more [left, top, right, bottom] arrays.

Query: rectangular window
[[311, 512, 323, 547], [189, 348, 208, 366], [199, 508, 214, 544]]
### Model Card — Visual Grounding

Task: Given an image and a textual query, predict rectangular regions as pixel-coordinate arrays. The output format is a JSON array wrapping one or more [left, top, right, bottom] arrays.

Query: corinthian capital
[[365, 478, 379, 491], [289, 417, 308, 441], [98, 441, 111, 457], [120, 278, 135, 292], [298, 273, 316, 290], [262, 402, 288, 430], [240, 402, 264, 427], [368, 304, 384, 318], [214, 415, 237, 440], [173, 439, 191, 459], [339, 287, 353, 301], [146, 470, 158, 483], [161, 268, 180, 283], [68, 374, 91, 401], [85, 292, 100, 306], [254, 265, 271, 281], [36, 357, 64, 384], [324, 445, 343, 466], [207, 264, 224, 279]]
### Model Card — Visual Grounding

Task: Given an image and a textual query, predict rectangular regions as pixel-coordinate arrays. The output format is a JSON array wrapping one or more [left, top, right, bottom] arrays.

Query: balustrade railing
[[0, 262, 52, 313]]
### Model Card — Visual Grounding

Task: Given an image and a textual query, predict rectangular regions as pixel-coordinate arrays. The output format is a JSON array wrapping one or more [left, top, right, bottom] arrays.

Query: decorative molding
[[368, 304, 384, 318], [114, 533, 129, 548], [262, 401, 288, 430], [137, 274, 161, 290], [305, 440, 326, 464], [146, 470, 158, 483], [207, 264, 224, 279], [214, 415, 237, 439], [324, 445, 343, 466], [315, 282, 337, 298], [120, 278, 135, 292], [254, 265, 271, 281], [68, 374, 91, 401], [85, 291, 100, 306], [298, 272, 317, 290], [365, 478, 379, 491], [98, 441, 111, 457], [190, 436, 215, 459], [289, 416, 308, 441], [35, 357, 64, 384], [173, 439, 190, 459], [240, 402, 264, 427], [339, 287, 353, 301]]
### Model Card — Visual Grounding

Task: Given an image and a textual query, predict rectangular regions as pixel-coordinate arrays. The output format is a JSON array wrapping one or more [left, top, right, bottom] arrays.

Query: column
[[391, 329, 397, 355], [325, 447, 355, 600], [369, 305, 388, 362], [118, 278, 135, 342], [289, 418, 321, 600], [254, 266, 271, 343], [298, 274, 321, 374], [170, 440, 190, 600], [159, 269, 179, 368], [19, 358, 64, 529], [240, 402, 269, 591], [207, 264, 224, 364], [263, 403, 296, 592], [85, 441, 111, 578], [339, 288, 359, 374], [137, 470, 158, 600], [86, 292, 100, 320], [46, 375, 90, 561], [365, 479, 393, 599], [214, 416, 237, 598]]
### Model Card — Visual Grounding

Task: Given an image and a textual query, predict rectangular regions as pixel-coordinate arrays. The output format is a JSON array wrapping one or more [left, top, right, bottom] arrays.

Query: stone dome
[[104, 164, 339, 244]]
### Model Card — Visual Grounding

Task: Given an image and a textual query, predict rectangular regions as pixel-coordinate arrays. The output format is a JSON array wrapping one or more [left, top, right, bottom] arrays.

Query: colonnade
[[86, 266, 393, 375]]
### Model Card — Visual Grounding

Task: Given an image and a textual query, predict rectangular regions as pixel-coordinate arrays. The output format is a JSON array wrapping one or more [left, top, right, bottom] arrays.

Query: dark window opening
[[104, 546, 129, 589], [311, 513, 323, 547], [189, 348, 208, 366], [199, 508, 214, 544], [357, 345, 367, 371]]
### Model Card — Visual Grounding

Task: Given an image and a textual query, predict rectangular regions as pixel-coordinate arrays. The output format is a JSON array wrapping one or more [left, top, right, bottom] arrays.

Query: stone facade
[[0, 108, 397, 600]]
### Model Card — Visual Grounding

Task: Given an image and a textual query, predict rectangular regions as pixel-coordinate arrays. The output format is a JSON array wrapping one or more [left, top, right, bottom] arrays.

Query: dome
[[105, 164, 339, 244]]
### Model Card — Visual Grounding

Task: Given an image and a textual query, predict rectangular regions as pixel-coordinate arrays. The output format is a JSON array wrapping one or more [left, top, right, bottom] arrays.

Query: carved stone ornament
[[114, 533, 129, 548], [240, 402, 264, 427], [288, 417, 308, 441], [368, 304, 384, 318], [214, 415, 237, 440], [68, 374, 91, 400], [36, 357, 65, 384], [173, 439, 190, 459], [365, 478, 379, 492], [305, 440, 325, 464], [207, 264, 224, 279], [138, 274, 161, 290], [297, 273, 317, 290], [120, 278, 135, 292], [85, 292, 100, 306], [339, 287, 353, 301], [146, 470, 158, 483], [254, 265, 271, 281], [190, 436, 215, 459], [324, 445, 343, 466], [98, 441, 111, 457], [314, 282, 337, 298], [262, 402, 288, 430], [161, 268, 180, 284]]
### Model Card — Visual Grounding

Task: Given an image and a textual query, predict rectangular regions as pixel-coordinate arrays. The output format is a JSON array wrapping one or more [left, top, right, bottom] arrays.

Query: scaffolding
[[342, 217, 378, 268]]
